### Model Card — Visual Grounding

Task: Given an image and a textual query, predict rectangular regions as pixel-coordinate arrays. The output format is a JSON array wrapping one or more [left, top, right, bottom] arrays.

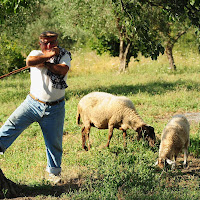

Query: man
[[0, 31, 71, 184]]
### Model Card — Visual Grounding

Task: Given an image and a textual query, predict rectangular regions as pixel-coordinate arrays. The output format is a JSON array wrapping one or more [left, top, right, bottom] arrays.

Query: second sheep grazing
[[76, 92, 156, 150], [155, 114, 190, 170]]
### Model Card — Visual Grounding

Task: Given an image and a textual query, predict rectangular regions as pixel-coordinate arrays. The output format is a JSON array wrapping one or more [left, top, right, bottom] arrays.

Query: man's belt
[[29, 94, 65, 106]]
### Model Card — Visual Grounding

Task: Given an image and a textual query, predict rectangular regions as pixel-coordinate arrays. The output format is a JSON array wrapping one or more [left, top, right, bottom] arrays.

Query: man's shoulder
[[59, 46, 72, 60], [28, 50, 43, 57]]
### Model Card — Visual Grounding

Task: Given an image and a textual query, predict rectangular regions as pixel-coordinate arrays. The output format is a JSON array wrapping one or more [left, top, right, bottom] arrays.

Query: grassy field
[[0, 47, 200, 199]]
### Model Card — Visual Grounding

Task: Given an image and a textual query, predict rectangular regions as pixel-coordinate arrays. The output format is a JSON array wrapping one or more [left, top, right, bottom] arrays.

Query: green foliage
[[90, 35, 120, 56], [0, 0, 44, 45], [48, 0, 166, 63], [176, 28, 200, 54], [146, 0, 200, 28], [0, 35, 25, 76], [0, 0, 43, 25], [1, 0, 31, 14], [0, 0, 29, 21]]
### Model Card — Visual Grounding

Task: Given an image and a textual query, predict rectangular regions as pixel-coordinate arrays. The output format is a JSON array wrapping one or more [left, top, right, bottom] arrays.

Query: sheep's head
[[156, 158, 165, 169], [155, 158, 175, 170], [136, 125, 156, 147]]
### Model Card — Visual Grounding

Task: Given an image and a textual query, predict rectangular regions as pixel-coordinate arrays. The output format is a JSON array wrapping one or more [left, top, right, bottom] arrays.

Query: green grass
[[0, 48, 200, 199]]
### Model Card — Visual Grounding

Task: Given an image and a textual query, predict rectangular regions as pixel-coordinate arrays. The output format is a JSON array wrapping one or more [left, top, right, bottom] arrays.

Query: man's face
[[39, 37, 58, 52]]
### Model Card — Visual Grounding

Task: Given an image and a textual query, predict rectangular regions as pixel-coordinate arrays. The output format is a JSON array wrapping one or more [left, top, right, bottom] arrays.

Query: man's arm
[[26, 55, 50, 67], [26, 48, 59, 67], [45, 62, 69, 76]]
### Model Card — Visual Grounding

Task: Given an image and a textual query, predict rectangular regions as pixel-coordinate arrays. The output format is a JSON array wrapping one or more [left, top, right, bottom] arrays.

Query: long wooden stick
[[0, 66, 30, 80]]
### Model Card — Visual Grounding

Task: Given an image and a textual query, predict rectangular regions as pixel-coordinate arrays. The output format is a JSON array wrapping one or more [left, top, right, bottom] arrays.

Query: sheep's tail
[[76, 105, 82, 126]]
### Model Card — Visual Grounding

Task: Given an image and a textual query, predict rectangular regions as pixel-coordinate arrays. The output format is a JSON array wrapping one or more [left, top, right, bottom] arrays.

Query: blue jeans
[[0, 95, 65, 175]]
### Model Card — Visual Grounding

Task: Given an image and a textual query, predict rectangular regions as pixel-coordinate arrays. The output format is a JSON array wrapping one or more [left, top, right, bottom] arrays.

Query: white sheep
[[76, 92, 156, 150], [156, 114, 190, 169]]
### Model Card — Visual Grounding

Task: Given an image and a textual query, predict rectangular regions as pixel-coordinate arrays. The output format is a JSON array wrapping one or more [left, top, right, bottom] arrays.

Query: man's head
[[39, 31, 58, 52]]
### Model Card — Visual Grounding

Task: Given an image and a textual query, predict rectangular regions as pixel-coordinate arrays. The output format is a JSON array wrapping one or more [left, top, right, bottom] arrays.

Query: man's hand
[[44, 47, 60, 58]]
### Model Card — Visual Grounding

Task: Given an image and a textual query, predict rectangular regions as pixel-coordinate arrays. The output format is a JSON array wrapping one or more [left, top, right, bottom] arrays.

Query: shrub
[[0, 35, 25, 76]]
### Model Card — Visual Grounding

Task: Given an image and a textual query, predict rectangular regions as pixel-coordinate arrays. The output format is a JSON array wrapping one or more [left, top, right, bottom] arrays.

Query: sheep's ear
[[147, 125, 154, 131], [166, 159, 175, 165]]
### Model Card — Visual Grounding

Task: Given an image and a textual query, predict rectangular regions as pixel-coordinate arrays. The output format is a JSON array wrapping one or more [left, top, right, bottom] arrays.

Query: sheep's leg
[[172, 160, 176, 170], [183, 148, 188, 168], [81, 127, 88, 151], [106, 125, 114, 148], [82, 126, 91, 151], [171, 156, 176, 170], [85, 126, 91, 150], [123, 130, 127, 147], [166, 158, 176, 169], [87, 129, 91, 150]]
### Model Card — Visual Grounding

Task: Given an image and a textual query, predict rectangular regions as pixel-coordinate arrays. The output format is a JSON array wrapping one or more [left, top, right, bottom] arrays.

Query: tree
[[49, 0, 165, 72], [48, 0, 200, 72], [147, 7, 190, 70], [162, 22, 189, 71], [111, 0, 165, 72], [144, 0, 200, 70]]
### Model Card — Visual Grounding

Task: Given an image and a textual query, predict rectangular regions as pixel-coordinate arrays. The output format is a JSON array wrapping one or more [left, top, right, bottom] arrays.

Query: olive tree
[[145, 0, 200, 70], [51, 0, 200, 72], [50, 0, 165, 72]]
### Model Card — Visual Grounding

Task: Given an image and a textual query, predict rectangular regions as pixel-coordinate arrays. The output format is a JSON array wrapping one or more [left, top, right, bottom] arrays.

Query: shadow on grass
[[8, 177, 81, 199], [65, 79, 200, 100]]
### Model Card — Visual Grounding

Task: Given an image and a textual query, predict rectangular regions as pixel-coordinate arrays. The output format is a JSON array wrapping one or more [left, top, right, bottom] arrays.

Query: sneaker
[[48, 173, 62, 184]]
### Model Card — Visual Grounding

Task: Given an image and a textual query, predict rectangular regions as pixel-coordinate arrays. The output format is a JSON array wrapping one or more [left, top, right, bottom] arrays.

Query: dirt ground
[[2, 113, 200, 200], [184, 112, 200, 123]]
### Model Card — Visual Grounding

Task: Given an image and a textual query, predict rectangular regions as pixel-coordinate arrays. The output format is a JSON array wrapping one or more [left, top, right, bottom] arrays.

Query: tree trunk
[[115, 14, 132, 73], [118, 38, 131, 73], [0, 168, 18, 198], [165, 44, 176, 71], [165, 30, 187, 71]]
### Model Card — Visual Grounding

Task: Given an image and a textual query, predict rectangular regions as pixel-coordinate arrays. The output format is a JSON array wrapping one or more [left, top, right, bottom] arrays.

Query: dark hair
[[39, 31, 58, 39]]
